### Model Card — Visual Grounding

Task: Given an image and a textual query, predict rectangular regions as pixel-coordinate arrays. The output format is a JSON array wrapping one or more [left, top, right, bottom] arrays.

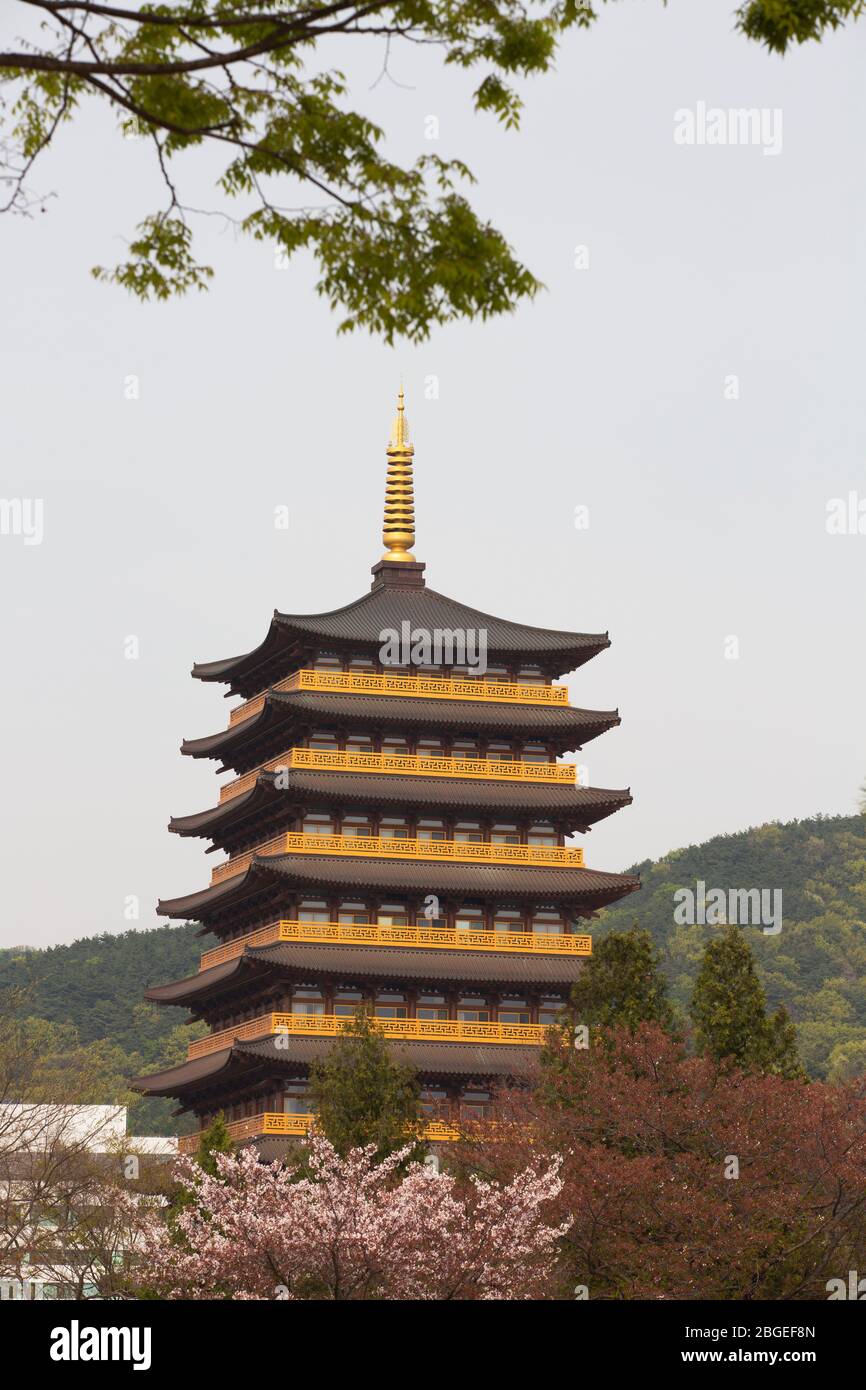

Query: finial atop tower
[[381, 386, 416, 562]]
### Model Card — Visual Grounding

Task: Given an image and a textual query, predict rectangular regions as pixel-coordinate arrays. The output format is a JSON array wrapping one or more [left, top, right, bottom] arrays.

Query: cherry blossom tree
[[138, 1137, 568, 1300]]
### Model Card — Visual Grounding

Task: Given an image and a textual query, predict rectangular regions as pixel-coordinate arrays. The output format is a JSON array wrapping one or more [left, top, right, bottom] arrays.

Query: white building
[[0, 1103, 176, 1300]]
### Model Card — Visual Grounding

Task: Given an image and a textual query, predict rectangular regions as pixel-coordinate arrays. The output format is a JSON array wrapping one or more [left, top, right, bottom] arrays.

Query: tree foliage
[[0, 0, 580, 339], [452, 1023, 866, 1299], [138, 1136, 567, 1299], [308, 1007, 423, 1162], [597, 813, 866, 1079], [568, 925, 675, 1033], [1, 2, 857, 338], [0, 924, 205, 1134], [690, 926, 804, 1078], [735, 0, 864, 53]]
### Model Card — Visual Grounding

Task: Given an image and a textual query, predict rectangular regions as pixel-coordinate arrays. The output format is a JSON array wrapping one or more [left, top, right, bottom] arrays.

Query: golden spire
[[380, 386, 416, 562]]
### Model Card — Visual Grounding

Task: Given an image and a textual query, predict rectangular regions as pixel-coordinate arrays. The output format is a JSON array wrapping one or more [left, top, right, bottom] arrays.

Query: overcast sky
[[1, 2, 864, 949]]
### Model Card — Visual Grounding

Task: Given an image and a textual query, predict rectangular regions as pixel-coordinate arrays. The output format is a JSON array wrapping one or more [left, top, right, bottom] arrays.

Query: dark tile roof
[[237, 1035, 542, 1082], [132, 1035, 540, 1097], [145, 957, 245, 1002], [144, 940, 585, 1006], [157, 855, 640, 920], [192, 583, 609, 695], [181, 690, 620, 762], [131, 1046, 240, 1096], [168, 770, 631, 839]]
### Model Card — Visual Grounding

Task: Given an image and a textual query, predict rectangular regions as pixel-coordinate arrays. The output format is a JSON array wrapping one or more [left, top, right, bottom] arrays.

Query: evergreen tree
[[690, 927, 803, 1078], [308, 1009, 423, 1163], [569, 926, 674, 1032], [193, 1114, 235, 1176]]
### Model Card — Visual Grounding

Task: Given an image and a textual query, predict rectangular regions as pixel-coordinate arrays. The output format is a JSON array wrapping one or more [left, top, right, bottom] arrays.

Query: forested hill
[[0, 922, 204, 1135], [2, 814, 865, 1132], [0, 922, 202, 1052], [598, 813, 866, 1078]]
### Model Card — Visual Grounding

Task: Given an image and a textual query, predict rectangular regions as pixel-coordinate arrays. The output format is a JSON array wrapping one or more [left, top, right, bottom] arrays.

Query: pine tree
[[308, 1009, 423, 1163], [193, 1113, 235, 1176], [569, 926, 675, 1032], [690, 927, 803, 1078]]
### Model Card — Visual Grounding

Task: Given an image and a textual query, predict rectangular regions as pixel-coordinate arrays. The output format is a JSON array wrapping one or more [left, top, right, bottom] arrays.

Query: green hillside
[[0, 922, 206, 1135], [598, 813, 866, 1078], [2, 813, 865, 1134]]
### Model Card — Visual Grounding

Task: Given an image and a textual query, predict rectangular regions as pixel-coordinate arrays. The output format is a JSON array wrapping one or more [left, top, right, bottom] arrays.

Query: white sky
[[1, 2, 864, 947]]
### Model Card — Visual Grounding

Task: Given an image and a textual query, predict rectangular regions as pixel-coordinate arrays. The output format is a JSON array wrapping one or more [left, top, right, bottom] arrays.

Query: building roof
[[168, 770, 632, 842], [144, 940, 586, 1009], [180, 690, 619, 766], [157, 854, 640, 924], [191, 582, 610, 696], [131, 1035, 541, 1100]]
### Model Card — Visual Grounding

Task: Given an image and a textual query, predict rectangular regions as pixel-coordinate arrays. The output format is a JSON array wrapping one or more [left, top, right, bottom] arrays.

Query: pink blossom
[[139, 1137, 568, 1300]]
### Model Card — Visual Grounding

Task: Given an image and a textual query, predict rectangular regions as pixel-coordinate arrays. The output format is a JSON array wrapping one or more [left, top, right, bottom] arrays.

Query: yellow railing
[[178, 1112, 461, 1155], [187, 1012, 548, 1060], [200, 918, 592, 970], [219, 746, 575, 803], [228, 668, 568, 725], [210, 830, 584, 885]]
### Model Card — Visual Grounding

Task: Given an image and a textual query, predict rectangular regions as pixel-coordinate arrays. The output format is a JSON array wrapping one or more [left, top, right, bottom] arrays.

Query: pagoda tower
[[134, 393, 639, 1152]]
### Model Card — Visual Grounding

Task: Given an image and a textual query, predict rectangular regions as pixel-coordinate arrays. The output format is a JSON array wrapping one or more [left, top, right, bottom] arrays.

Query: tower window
[[377, 903, 409, 926], [454, 821, 483, 843], [302, 814, 334, 836], [416, 994, 448, 1021], [309, 729, 338, 750], [457, 996, 489, 1022], [378, 817, 408, 840], [341, 815, 372, 838], [494, 910, 524, 934], [375, 992, 408, 1019], [532, 910, 564, 936], [297, 899, 329, 922], [283, 1084, 311, 1115], [451, 740, 478, 759], [416, 819, 446, 841], [337, 901, 369, 924], [460, 1089, 492, 1117], [528, 823, 558, 846]]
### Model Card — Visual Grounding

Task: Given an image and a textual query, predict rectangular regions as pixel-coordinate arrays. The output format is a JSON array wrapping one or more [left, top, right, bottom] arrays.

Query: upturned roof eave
[[132, 1036, 543, 1100], [180, 690, 621, 762], [191, 587, 611, 692], [144, 939, 588, 1008], [156, 856, 641, 921], [167, 774, 633, 838]]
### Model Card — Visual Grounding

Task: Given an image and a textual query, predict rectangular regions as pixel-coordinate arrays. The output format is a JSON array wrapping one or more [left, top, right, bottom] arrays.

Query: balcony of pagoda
[[187, 1013, 549, 1060], [177, 1113, 461, 1155], [199, 918, 592, 971], [219, 747, 576, 804], [209, 831, 585, 885], [227, 668, 570, 727]]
